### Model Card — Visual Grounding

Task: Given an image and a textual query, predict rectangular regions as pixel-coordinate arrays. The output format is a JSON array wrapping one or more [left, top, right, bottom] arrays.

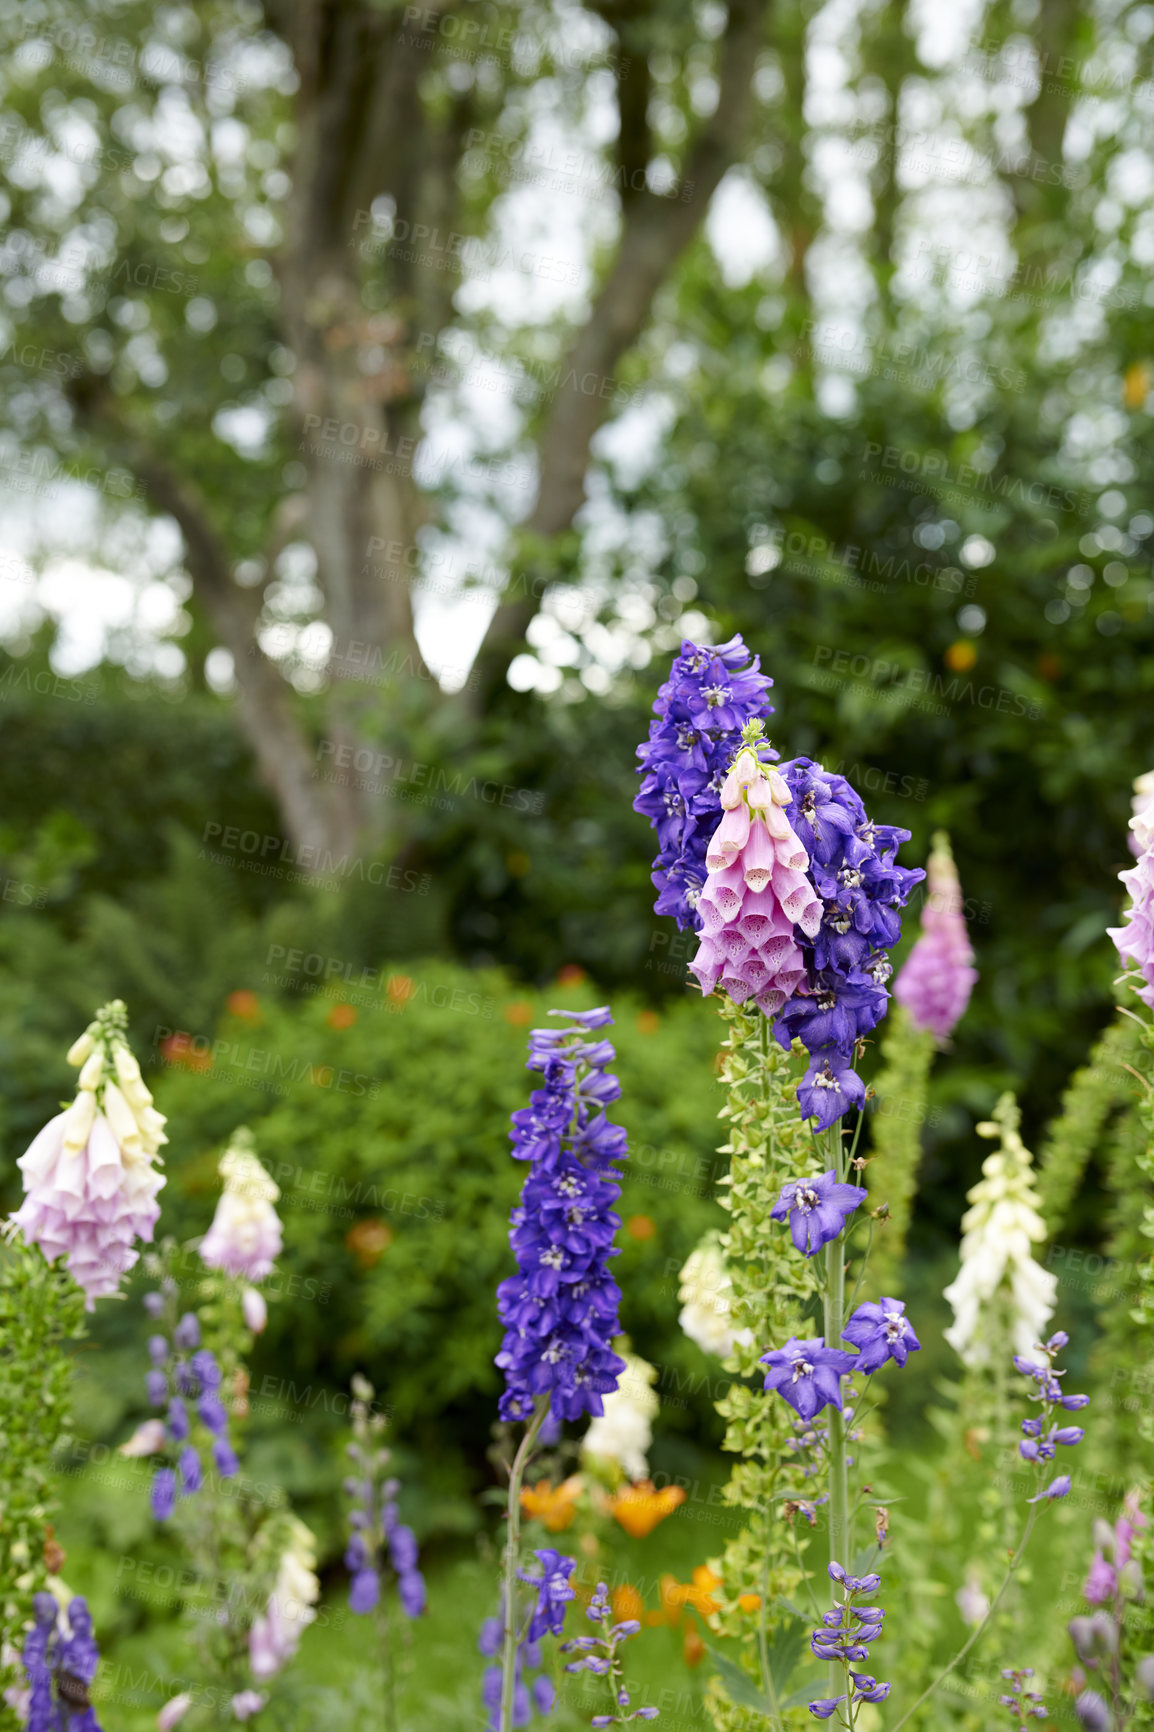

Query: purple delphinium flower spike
[[999, 1667, 1047, 1723], [894, 831, 977, 1041], [635, 636, 775, 930], [22, 1594, 105, 1731], [1015, 1332, 1087, 1506], [142, 1306, 237, 1519], [770, 1171, 867, 1257], [773, 756, 923, 1125], [760, 1337, 858, 1420], [496, 1011, 628, 1425], [520, 1548, 576, 1642], [343, 1374, 425, 1624], [841, 1299, 922, 1371], [807, 1565, 890, 1719]]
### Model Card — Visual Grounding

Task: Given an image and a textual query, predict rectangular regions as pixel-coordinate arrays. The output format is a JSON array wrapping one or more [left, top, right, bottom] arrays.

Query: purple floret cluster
[[345, 1475, 425, 1618], [634, 636, 774, 931], [145, 1308, 238, 1519], [495, 1009, 628, 1425], [22, 1593, 103, 1732], [774, 757, 923, 1127]]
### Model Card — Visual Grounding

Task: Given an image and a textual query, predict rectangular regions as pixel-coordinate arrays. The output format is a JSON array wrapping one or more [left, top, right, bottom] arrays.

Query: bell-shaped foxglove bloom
[[842, 1299, 921, 1371], [249, 1517, 320, 1680], [1109, 795, 1154, 1006], [689, 740, 821, 1017], [894, 830, 977, 1041], [761, 1336, 857, 1421], [11, 1002, 167, 1308], [943, 1095, 1057, 1366], [496, 1009, 628, 1425], [581, 1348, 658, 1481], [199, 1129, 282, 1282], [1127, 768, 1154, 856], [770, 1171, 867, 1258], [635, 636, 774, 929], [678, 1234, 750, 1359], [22, 1592, 104, 1732], [142, 1309, 238, 1517]]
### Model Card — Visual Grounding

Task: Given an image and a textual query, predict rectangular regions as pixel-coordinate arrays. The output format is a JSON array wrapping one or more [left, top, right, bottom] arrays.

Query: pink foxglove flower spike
[[9, 1001, 166, 1308], [689, 732, 821, 1017], [199, 1127, 283, 1281], [894, 830, 977, 1042], [1108, 801, 1154, 1008]]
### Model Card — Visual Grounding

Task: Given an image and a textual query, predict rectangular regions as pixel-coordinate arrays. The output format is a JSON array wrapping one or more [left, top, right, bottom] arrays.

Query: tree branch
[[470, 0, 771, 709], [130, 454, 353, 856]]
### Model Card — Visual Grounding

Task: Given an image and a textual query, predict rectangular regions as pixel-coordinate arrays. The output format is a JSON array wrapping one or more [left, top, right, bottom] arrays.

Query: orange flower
[[645, 1574, 685, 1629], [625, 1215, 657, 1242], [327, 1003, 357, 1029], [636, 1010, 660, 1035], [520, 1476, 584, 1532], [556, 964, 586, 986], [226, 990, 261, 1021], [611, 1584, 644, 1627], [386, 974, 413, 1006], [504, 1000, 533, 1026], [668, 1565, 722, 1618], [160, 1031, 212, 1072], [607, 1481, 686, 1539], [944, 640, 977, 673], [682, 1625, 706, 1668], [345, 1219, 393, 1268], [737, 1593, 762, 1613]]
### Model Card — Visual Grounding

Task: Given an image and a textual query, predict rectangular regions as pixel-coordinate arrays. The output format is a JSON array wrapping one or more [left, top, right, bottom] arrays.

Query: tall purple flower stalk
[[145, 1305, 238, 1518], [22, 1593, 103, 1731], [495, 1008, 628, 1424], [343, 1375, 425, 1621], [634, 636, 774, 930]]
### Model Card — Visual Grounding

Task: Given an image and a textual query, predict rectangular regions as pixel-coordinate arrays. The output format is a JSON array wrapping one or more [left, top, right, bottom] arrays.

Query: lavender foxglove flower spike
[[495, 1010, 629, 1424], [200, 1128, 282, 1281], [11, 1002, 166, 1308], [248, 1517, 320, 1680], [635, 636, 774, 929], [894, 831, 977, 1040]]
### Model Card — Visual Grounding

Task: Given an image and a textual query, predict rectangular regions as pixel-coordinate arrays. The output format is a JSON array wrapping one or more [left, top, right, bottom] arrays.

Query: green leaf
[[704, 1642, 778, 1715]]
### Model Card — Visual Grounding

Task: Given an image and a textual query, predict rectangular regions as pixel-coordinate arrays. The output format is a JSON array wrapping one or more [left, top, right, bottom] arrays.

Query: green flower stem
[[824, 1228, 849, 1700], [888, 1504, 1041, 1731], [499, 1401, 548, 1732]]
